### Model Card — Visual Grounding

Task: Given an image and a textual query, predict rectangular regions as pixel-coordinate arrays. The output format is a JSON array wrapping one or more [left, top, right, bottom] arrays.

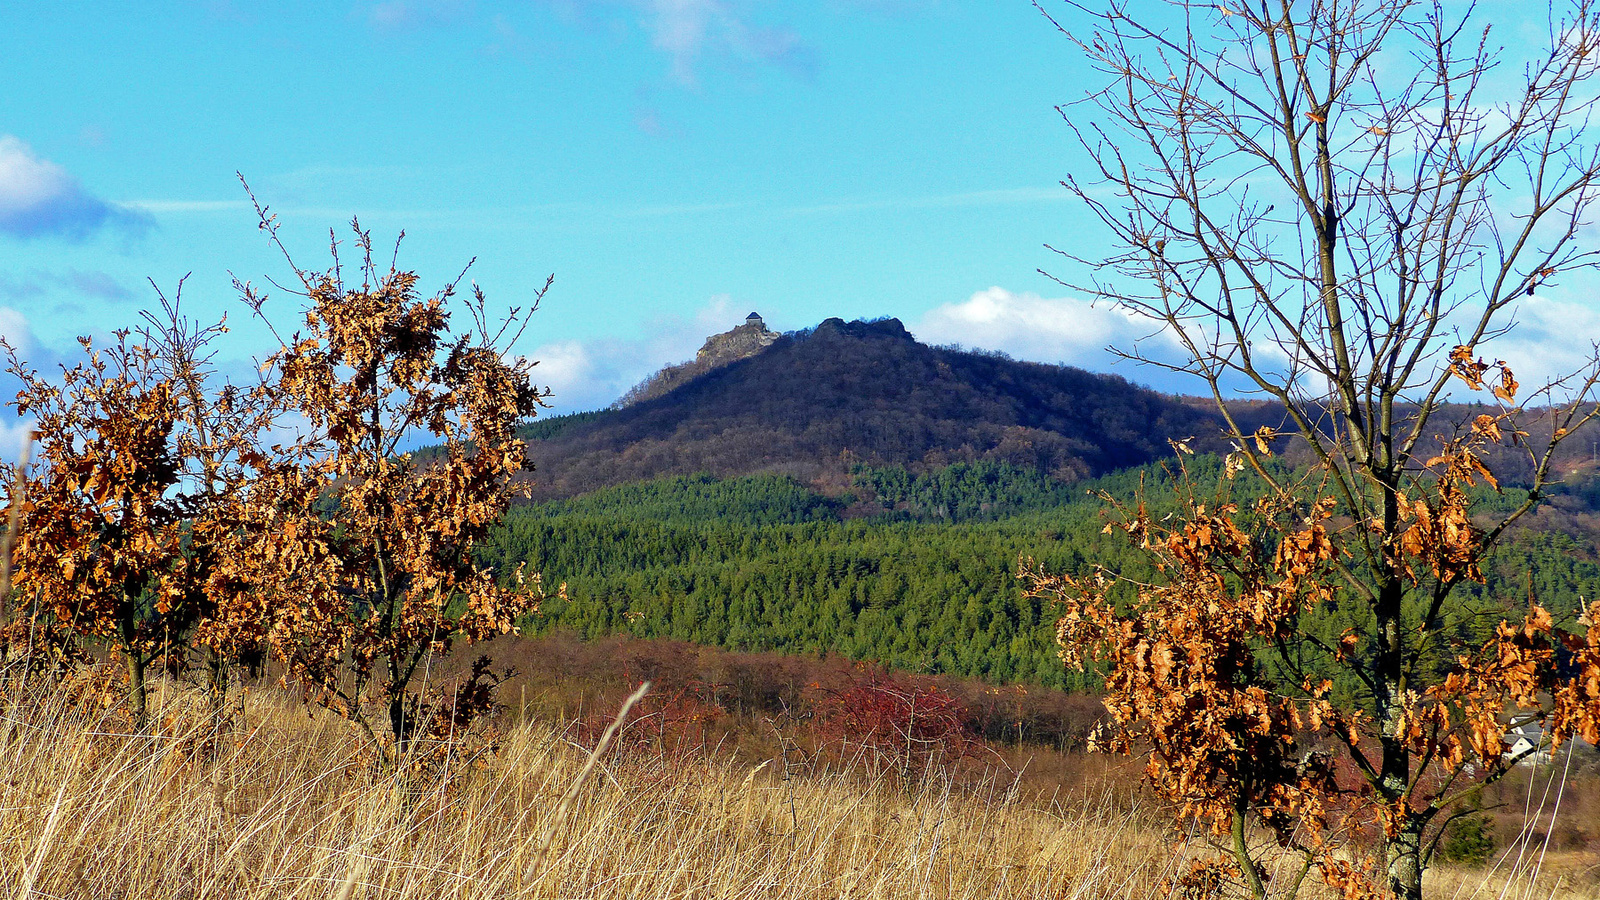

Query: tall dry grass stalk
[[0, 675, 1591, 899]]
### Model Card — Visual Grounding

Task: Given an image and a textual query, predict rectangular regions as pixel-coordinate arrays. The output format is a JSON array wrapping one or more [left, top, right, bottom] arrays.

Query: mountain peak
[[526, 315, 1224, 498], [696, 314, 779, 364], [813, 316, 910, 340]]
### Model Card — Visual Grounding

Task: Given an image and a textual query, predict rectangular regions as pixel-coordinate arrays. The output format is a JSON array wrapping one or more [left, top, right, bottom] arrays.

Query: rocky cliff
[[617, 314, 779, 407], [696, 316, 779, 366]]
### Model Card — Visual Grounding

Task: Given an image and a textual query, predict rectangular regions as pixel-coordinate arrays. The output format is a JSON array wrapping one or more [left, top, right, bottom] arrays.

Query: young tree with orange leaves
[[0, 189, 555, 761], [237, 204, 555, 764], [1, 332, 196, 726], [1031, 0, 1600, 895]]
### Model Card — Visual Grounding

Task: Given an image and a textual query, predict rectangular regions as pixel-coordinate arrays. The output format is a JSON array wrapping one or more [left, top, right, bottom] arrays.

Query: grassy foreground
[[0, 674, 1593, 899]]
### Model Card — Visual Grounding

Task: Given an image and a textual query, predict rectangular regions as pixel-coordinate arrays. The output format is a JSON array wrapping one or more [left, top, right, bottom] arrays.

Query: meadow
[[0, 660, 1594, 900]]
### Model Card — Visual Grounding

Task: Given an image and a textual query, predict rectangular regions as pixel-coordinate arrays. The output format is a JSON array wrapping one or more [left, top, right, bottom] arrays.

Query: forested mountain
[[460, 315, 1600, 694], [514, 317, 1225, 498]]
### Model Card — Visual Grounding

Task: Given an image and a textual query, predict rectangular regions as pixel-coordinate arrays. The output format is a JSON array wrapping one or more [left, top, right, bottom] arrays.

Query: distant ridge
[[515, 315, 1225, 498]]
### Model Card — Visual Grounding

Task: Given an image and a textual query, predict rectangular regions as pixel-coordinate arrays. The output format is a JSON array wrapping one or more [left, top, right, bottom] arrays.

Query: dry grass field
[[0, 672, 1593, 900]]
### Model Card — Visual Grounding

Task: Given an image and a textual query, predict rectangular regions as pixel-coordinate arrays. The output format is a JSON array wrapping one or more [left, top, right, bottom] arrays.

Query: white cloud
[[0, 306, 32, 351], [643, 0, 811, 83], [0, 307, 38, 464], [356, 0, 823, 96], [0, 136, 150, 241], [691, 292, 738, 333], [912, 286, 1185, 376], [910, 287, 1600, 401], [522, 339, 607, 410], [531, 0, 813, 84], [0, 420, 36, 466], [0, 139, 68, 213], [1485, 293, 1600, 394]]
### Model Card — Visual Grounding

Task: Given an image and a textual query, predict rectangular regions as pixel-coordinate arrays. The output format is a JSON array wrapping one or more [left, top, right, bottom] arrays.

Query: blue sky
[[3, 1, 1148, 417], [2, 0, 1595, 444]]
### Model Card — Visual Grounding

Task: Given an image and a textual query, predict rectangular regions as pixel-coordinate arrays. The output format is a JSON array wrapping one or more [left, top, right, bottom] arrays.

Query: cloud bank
[[0, 136, 151, 241], [912, 286, 1189, 384], [911, 286, 1600, 401], [1488, 293, 1600, 394]]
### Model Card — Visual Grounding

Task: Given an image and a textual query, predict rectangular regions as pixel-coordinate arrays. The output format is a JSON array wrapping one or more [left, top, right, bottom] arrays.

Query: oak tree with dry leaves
[[1029, 0, 1600, 896], [1, 197, 555, 767], [132, 283, 289, 715], [236, 203, 555, 764]]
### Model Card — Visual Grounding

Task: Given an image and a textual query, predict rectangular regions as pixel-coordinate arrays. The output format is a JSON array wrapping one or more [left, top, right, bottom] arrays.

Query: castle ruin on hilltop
[[617, 312, 779, 407]]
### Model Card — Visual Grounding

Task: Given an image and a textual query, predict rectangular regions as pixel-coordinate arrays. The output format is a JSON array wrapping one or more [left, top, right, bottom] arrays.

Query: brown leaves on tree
[[1031, 488, 1352, 882], [1447, 347, 1519, 404], [233, 225, 553, 763], [1, 217, 556, 764], [1394, 410, 1523, 586], [1027, 449, 1600, 899], [2, 333, 197, 723]]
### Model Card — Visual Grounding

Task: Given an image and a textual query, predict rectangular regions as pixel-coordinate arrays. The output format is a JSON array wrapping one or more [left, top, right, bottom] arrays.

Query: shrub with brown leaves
[[234, 208, 556, 764]]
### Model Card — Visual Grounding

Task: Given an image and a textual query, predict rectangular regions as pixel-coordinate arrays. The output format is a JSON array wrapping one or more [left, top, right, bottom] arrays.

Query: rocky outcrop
[[617, 314, 779, 407], [696, 317, 779, 367]]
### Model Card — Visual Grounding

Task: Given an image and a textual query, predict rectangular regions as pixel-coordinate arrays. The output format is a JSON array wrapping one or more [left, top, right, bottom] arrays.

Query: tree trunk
[[1231, 795, 1268, 900], [1384, 816, 1426, 900], [204, 646, 230, 724], [1373, 479, 1421, 900], [388, 691, 412, 762], [125, 651, 147, 729]]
